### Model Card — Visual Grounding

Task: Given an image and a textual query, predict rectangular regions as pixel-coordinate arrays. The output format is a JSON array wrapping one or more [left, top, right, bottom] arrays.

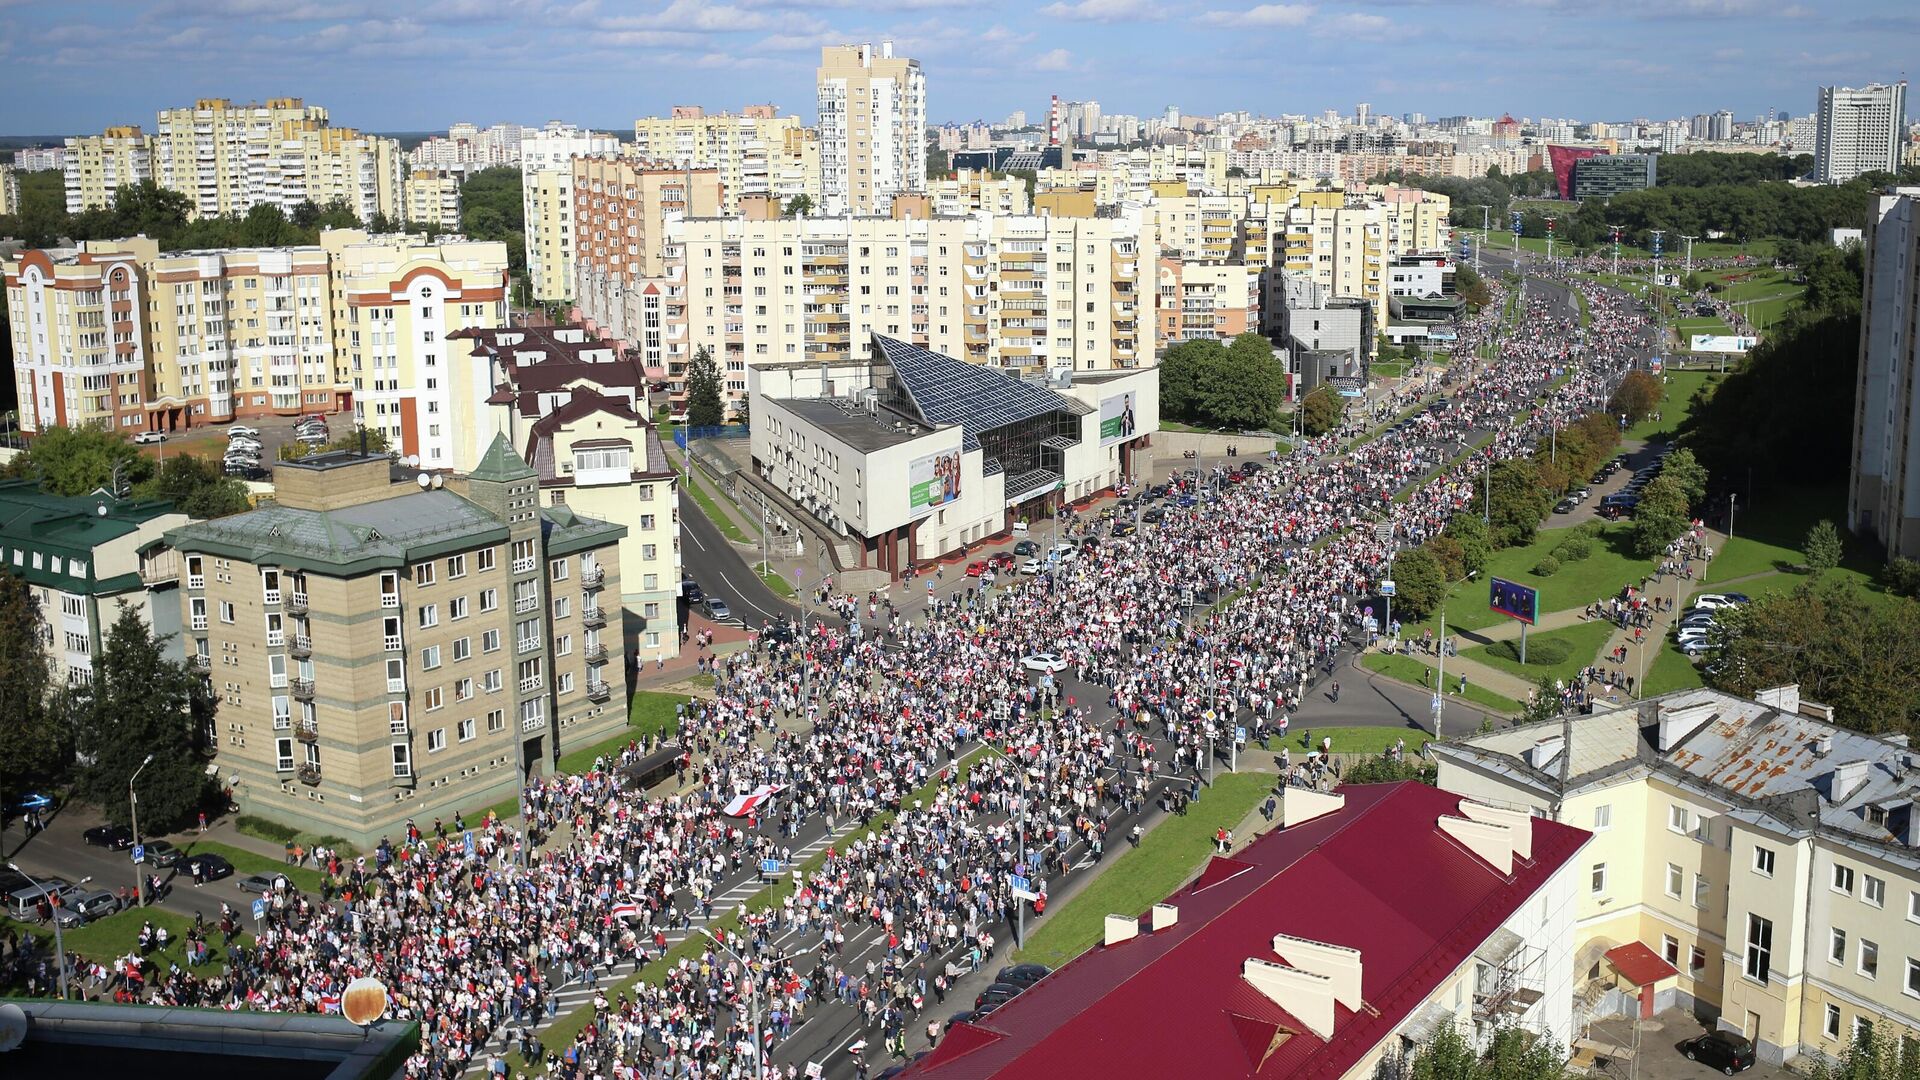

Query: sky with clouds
[[0, 0, 1913, 135]]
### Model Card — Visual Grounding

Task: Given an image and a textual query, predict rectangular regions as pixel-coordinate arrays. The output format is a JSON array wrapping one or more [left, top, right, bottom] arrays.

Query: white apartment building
[[520, 126, 622, 302], [1849, 186, 1920, 558], [816, 42, 925, 215], [1816, 83, 1908, 184]]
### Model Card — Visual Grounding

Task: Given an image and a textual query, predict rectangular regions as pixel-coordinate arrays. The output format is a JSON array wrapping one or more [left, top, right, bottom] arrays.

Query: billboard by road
[[1689, 334, 1756, 353]]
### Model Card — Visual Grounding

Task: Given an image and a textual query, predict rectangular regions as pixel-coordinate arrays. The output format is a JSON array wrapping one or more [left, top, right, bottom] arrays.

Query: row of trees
[[1380, 167, 1560, 226], [1510, 173, 1893, 250], [0, 577, 217, 835], [1, 425, 252, 518]]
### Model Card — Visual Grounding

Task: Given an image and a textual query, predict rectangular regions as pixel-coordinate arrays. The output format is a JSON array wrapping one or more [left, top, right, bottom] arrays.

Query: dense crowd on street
[[0, 267, 1662, 1080]]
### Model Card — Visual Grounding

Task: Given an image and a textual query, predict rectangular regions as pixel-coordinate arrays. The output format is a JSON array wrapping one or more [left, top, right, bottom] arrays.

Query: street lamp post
[[11, 864, 86, 999], [129, 753, 154, 906], [1728, 493, 1737, 542], [698, 927, 762, 1073]]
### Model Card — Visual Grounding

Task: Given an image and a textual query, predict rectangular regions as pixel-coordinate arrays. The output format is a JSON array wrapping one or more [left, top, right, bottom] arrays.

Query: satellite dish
[[341, 976, 389, 1027], [96, 505, 108, 517], [417, 474, 433, 489], [431, 474, 444, 489], [0, 1002, 27, 1052], [403, 455, 419, 468]]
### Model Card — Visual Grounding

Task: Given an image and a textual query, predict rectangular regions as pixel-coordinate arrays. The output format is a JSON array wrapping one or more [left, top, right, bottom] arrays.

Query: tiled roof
[[904, 782, 1588, 1080]]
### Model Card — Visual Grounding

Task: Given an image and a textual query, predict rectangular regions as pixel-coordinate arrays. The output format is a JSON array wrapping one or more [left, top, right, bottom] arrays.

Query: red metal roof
[[1604, 942, 1678, 987], [905, 782, 1590, 1080]]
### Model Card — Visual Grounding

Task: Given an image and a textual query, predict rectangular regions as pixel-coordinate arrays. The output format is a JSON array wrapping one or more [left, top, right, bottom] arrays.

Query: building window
[[1591, 863, 1607, 895], [482, 669, 502, 693], [1745, 914, 1773, 984], [1666, 863, 1684, 899], [1695, 875, 1711, 909], [477, 547, 496, 572], [1910, 891, 1920, 923], [486, 709, 504, 733], [1860, 939, 1878, 979], [1662, 935, 1680, 966], [550, 558, 569, 581], [219, 601, 235, 623], [1689, 946, 1707, 974], [447, 554, 467, 578], [424, 687, 444, 711], [421, 645, 441, 670], [392, 743, 412, 778], [417, 562, 436, 586], [1592, 804, 1611, 831], [1825, 1004, 1841, 1040], [458, 718, 476, 742], [1906, 958, 1920, 998], [1753, 846, 1775, 877], [1832, 928, 1848, 965], [453, 636, 471, 661], [276, 738, 294, 772], [1854, 1017, 1874, 1043], [480, 588, 499, 612], [1834, 864, 1855, 895], [418, 604, 439, 628], [1864, 875, 1885, 908], [558, 671, 574, 693], [1669, 804, 1689, 834], [482, 629, 501, 653], [553, 595, 571, 619], [427, 728, 446, 753], [450, 596, 468, 620]]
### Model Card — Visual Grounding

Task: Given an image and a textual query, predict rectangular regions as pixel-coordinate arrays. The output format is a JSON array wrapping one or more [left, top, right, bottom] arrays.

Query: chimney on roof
[[1242, 959, 1336, 1039], [1438, 809, 1524, 875], [1830, 759, 1870, 803], [1458, 799, 1533, 861], [1150, 903, 1178, 932], [1270, 934, 1364, 1012], [1104, 913, 1139, 947], [1527, 734, 1564, 771], [1815, 734, 1835, 757], [1657, 702, 1717, 751], [1755, 684, 1801, 714]]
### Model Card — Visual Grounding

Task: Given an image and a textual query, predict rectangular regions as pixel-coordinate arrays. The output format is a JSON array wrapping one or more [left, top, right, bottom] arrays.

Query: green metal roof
[[166, 489, 510, 576], [541, 504, 626, 557], [0, 479, 177, 594], [470, 432, 537, 484]]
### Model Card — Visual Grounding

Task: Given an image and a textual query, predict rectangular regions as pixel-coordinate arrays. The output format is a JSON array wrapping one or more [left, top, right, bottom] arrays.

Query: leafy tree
[[1805, 519, 1843, 574], [3, 424, 151, 496], [1390, 546, 1448, 620], [1454, 263, 1492, 309], [104, 180, 192, 246], [686, 347, 726, 427], [1426, 535, 1467, 581], [1660, 447, 1709, 506], [783, 194, 815, 219], [1637, 473, 1691, 519], [239, 203, 301, 247], [1607, 371, 1662, 425], [1158, 334, 1288, 431], [1806, 1006, 1920, 1080], [1300, 385, 1345, 436], [1406, 1022, 1569, 1080], [926, 147, 950, 179], [69, 605, 217, 831], [1630, 507, 1688, 559], [1225, 165, 1247, 179], [1442, 513, 1492, 577], [1521, 676, 1561, 726], [134, 455, 252, 519], [1474, 458, 1551, 548], [0, 573, 67, 828]]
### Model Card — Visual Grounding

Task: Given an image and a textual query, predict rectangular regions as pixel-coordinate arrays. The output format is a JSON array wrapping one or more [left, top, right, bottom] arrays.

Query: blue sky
[[0, 0, 1913, 134]]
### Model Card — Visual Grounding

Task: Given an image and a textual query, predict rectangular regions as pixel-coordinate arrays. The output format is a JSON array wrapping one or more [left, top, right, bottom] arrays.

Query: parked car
[[701, 597, 732, 621], [1012, 539, 1038, 556], [1679, 639, 1715, 658], [143, 839, 182, 868], [965, 560, 989, 578], [996, 963, 1052, 988], [1021, 653, 1069, 674], [133, 431, 167, 445], [1554, 498, 1577, 515], [1692, 594, 1742, 610], [184, 852, 234, 882], [1018, 558, 1041, 575], [65, 889, 123, 924], [83, 824, 134, 849], [236, 873, 283, 895], [989, 552, 1016, 571], [974, 982, 1024, 1010], [1141, 508, 1164, 524], [681, 579, 703, 603], [1680, 1031, 1755, 1075], [228, 426, 260, 440], [1111, 522, 1138, 537], [1677, 612, 1718, 629]]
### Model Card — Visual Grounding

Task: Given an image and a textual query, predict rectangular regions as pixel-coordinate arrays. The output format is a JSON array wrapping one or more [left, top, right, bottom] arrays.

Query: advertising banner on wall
[[908, 450, 963, 517], [1689, 335, 1756, 354], [1098, 391, 1138, 447]]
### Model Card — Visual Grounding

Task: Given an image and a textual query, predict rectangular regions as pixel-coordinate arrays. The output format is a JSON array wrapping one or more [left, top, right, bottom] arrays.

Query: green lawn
[[682, 469, 750, 545], [177, 840, 326, 893], [1625, 370, 1719, 444], [753, 562, 797, 598], [1279, 723, 1434, 755], [553, 691, 694, 774], [1706, 483, 1880, 585], [1014, 771, 1271, 970], [1360, 652, 1525, 715], [1673, 316, 1738, 342], [3, 906, 254, 989], [1463, 619, 1617, 686], [1439, 523, 1650, 633], [1642, 643, 1707, 697]]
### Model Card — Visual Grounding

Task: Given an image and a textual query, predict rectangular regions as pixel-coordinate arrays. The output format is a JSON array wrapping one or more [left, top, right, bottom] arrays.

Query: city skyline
[[1, 0, 1915, 134]]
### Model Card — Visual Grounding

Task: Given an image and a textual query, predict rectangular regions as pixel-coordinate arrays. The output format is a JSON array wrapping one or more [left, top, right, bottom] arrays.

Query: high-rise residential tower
[[816, 42, 925, 215], [1815, 82, 1907, 183]]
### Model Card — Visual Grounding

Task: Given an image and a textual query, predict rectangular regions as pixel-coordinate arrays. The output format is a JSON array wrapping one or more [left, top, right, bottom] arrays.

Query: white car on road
[[1018, 558, 1042, 575], [1021, 653, 1069, 674]]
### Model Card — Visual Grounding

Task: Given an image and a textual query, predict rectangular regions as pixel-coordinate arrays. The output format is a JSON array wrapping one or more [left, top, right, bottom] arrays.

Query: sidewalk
[[1596, 527, 1725, 701], [1361, 644, 1538, 703]]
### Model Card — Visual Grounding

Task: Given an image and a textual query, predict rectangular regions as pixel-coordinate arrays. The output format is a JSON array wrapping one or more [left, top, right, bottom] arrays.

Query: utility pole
[[1608, 224, 1625, 278], [1648, 229, 1666, 288], [1728, 492, 1737, 542], [1432, 596, 1447, 741], [1680, 234, 1699, 277], [129, 753, 154, 906]]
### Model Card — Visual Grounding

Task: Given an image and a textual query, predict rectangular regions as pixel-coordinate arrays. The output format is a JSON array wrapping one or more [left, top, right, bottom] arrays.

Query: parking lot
[[136, 410, 349, 474]]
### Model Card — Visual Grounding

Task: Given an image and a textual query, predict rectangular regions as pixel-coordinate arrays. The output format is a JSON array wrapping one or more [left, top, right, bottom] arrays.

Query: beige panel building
[[632, 105, 806, 214], [165, 443, 627, 849], [62, 127, 152, 213], [1434, 686, 1920, 1066], [1151, 192, 1247, 262], [403, 169, 464, 232], [151, 97, 328, 218], [3, 239, 157, 435], [324, 229, 510, 467], [571, 155, 723, 337], [268, 123, 405, 224], [521, 127, 623, 302], [1155, 258, 1259, 345], [816, 42, 925, 215], [923, 170, 1030, 217], [0, 166, 19, 216]]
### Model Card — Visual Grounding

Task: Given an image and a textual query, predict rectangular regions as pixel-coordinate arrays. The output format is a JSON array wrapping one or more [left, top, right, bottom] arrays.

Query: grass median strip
[[1013, 771, 1270, 971], [3, 907, 256, 983], [553, 691, 695, 774], [1359, 652, 1524, 715], [683, 469, 750, 545]]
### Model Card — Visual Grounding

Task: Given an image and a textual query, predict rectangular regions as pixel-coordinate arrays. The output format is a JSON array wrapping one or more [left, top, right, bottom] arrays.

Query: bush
[[1344, 756, 1436, 786], [236, 815, 299, 844], [1532, 556, 1561, 577], [1555, 535, 1593, 562], [1884, 557, 1920, 598], [1487, 636, 1574, 667]]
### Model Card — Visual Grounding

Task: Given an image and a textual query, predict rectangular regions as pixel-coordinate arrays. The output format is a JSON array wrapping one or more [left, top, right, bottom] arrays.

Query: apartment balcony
[[380, 592, 400, 609], [519, 674, 545, 694], [384, 634, 404, 652], [287, 591, 309, 614], [515, 595, 540, 614], [294, 720, 319, 744], [584, 643, 609, 664], [581, 566, 605, 589], [517, 637, 542, 655], [290, 678, 314, 702], [190, 654, 211, 673], [582, 607, 607, 629], [586, 681, 612, 703], [296, 763, 322, 786], [289, 635, 312, 659]]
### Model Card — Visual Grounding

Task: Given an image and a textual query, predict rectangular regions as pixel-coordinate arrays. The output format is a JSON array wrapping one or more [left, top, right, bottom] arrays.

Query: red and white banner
[[723, 784, 787, 817], [609, 901, 639, 921]]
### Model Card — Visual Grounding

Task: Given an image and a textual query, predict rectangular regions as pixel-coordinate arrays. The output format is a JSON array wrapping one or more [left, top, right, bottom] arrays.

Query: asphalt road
[[677, 478, 802, 629]]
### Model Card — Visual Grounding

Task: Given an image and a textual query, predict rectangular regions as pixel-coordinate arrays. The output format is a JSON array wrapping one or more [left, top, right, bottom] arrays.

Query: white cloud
[[1038, 0, 1162, 22], [1314, 11, 1390, 33], [601, 0, 799, 32], [1032, 47, 1076, 71], [1200, 4, 1314, 27]]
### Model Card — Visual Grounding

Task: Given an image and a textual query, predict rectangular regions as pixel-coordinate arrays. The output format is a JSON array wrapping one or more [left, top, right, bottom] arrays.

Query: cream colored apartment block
[[924, 170, 1030, 217], [268, 123, 405, 224], [1155, 259, 1258, 344], [321, 229, 510, 468], [1151, 193, 1248, 262], [3, 239, 157, 435], [0, 167, 19, 216], [632, 106, 806, 215], [152, 97, 328, 218], [663, 210, 1154, 408], [403, 170, 464, 231], [816, 43, 925, 215], [771, 126, 823, 209], [63, 127, 153, 213], [571, 155, 723, 299], [165, 445, 627, 850], [145, 244, 338, 427], [521, 128, 622, 302], [1435, 686, 1920, 1067]]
